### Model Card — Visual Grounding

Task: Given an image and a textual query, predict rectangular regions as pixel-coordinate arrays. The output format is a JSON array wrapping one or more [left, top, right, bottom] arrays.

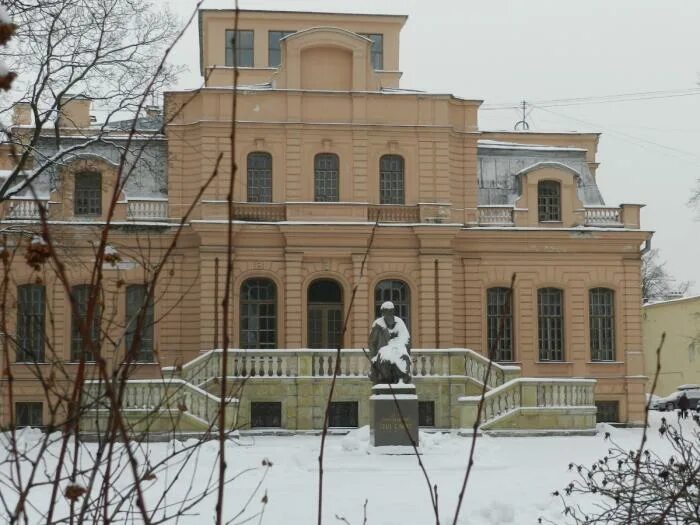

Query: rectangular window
[[486, 287, 513, 361], [126, 285, 155, 362], [329, 402, 358, 428], [595, 401, 619, 423], [314, 153, 339, 202], [590, 288, 615, 361], [225, 29, 254, 67], [247, 152, 273, 203], [250, 402, 281, 428], [379, 155, 405, 205], [17, 285, 45, 362], [71, 285, 100, 362], [360, 33, 383, 70], [537, 181, 561, 222], [538, 288, 564, 361], [419, 401, 435, 427], [15, 402, 43, 428], [268, 30, 294, 67], [74, 172, 102, 216]]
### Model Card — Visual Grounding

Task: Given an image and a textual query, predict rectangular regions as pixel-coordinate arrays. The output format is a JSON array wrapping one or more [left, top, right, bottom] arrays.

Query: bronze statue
[[368, 301, 411, 384]]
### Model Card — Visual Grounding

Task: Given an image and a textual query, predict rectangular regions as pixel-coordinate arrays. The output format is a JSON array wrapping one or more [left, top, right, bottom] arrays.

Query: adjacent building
[[0, 9, 651, 432]]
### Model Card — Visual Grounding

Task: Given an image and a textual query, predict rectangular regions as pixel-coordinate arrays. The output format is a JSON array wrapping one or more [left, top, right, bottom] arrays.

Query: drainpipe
[[434, 259, 440, 348], [214, 257, 219, 349]]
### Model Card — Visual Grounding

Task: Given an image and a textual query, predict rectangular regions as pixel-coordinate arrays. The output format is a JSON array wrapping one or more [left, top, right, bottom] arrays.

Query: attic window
[[74, 171, 102, 216], [537, 180, 561, 222], [360, 33, 383, 70], [225, 29, 254, 67]]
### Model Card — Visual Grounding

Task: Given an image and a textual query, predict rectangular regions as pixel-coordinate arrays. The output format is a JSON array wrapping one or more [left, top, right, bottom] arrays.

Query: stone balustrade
[[459, 378, 597, 430], [367, 205, 420, 223], [232, 202, 287, 222], [4, 198, 47, 219], [477, 205, 514, 226], [176, 348, 520, 384], [583, 206, 622, 227], [127, 199, 169, 221]]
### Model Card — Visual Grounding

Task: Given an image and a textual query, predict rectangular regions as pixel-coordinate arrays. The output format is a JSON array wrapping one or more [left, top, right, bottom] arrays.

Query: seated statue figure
[[368, 301, 411, 384]]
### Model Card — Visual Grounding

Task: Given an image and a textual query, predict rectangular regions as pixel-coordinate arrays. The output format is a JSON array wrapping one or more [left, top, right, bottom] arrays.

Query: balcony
[[3, 198, 47, 220], [477, 204, 642, 229], [126, 198, 168, 221]]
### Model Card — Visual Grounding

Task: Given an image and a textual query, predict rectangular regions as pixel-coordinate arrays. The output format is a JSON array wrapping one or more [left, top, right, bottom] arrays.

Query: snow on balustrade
[[127, 199, 168, 220], [311, 350, 369, 377], [584, 206, 622, 227], [536, 381, 595, 407], [229, 352, 296, 378], [7, 199, 46, 219], [477, 205, 515, 226]]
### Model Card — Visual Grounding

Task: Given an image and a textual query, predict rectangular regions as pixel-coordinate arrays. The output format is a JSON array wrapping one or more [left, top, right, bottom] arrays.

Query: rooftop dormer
[[198, 9, 407, 89]]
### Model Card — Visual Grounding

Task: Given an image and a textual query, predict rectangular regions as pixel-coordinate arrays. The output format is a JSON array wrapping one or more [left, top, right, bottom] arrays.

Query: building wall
[[643, 296, 700, 396]]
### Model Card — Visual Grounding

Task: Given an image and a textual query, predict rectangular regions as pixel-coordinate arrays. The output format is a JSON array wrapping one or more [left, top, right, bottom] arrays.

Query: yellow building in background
[[643, 295, 700, 396]]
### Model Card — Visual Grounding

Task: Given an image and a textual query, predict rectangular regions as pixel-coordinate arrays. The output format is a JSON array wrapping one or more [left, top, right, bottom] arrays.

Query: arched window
[[374, 279, 410, 330], [486, 287, 513, 362], [74, 171, 102, 216], [314, 153, 339, 202], [240, 278, 277, 349], [17, 284, 45, 362], [307, 279, 343, 349], [247, 152, 272, 203], [590, 288, 615, 361], [125, 284, 155, 362], [71, 284, 100, 362], [379, 154, 405, 205], [537, 180, 561, 222], [538, 288, 564, 361]]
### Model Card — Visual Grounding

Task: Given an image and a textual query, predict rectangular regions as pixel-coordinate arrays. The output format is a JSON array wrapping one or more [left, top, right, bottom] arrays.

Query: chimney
[[57, 94, 92, 128], [12, 102, 31, 126]]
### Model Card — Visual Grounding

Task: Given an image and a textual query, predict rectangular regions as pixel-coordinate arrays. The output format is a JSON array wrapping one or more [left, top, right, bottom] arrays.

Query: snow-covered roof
[[643, 294, 700, 308], [477, 140, 605, 207]]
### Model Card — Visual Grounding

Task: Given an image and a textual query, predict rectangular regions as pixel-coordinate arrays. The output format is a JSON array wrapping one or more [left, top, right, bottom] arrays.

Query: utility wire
[[482, 87, 700, 110]]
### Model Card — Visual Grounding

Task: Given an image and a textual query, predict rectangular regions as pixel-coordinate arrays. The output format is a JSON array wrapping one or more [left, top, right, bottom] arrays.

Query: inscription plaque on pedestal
[[370, 383, 419, 447]]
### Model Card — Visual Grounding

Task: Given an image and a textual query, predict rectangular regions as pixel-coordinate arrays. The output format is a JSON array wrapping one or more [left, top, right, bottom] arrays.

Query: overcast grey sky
[[167, 0, 700, 293]]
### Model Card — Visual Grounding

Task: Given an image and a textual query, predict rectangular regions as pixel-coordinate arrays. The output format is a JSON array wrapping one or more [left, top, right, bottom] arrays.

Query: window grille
[[247, 152, 272, 202], [595, 401, 619, 423], [314, 153, 339, 202], [250, 402, 281, 427], [590, 288, 615, 361], [17, 284, 45, 362], [225, 29, 254, 67], [74, 172, 101, 216], [329, 402, 358, 427], [240, 278, 277, 349], [537, 180, 561, 222], [374, 279, 410, 331], [538, 288, 564, 361], [379, 155, 405, 205], [487, 287, 513, 361], [126, 284, 155, 362]]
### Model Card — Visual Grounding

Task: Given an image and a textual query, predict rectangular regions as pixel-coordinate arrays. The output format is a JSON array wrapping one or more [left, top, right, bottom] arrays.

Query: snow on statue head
[[368, 301, 412, 384]]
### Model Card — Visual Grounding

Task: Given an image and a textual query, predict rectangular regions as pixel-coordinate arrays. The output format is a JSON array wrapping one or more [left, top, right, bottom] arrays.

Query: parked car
[[650, 388, 700, 411]]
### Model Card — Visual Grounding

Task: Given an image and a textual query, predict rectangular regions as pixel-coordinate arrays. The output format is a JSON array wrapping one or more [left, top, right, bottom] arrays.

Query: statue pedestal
[[370, 383, 419, 449]]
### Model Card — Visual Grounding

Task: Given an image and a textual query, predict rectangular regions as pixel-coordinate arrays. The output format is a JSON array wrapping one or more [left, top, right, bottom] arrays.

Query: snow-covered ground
[[1, 412, 695, 524]]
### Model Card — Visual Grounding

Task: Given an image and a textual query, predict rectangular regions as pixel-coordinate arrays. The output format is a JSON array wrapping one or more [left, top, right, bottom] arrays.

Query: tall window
[[314, 153, 339, 202], [538, 288, 564, 361], [379, 155, 405, 205], [74, 172, 102, 216], [538, 180, 561, 222], [225, 29, 254, 67], [71, 285, 100, 362], [590, 288, 615, 361], [308, 279, 343, 349], [247, 152, 273, 203], [268, 30, 294, 67], [487, 287, 513, 362], [360, 33, 383, 69], [374, 280, 410, 330], [17, 284, 45, 362], [240, 278, 277, 349], [125, 284, 155, 362]]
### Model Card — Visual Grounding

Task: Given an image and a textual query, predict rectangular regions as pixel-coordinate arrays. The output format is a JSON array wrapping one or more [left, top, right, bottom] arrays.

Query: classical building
[[643, 295, 700, 396], [0, 9, 651, 432]]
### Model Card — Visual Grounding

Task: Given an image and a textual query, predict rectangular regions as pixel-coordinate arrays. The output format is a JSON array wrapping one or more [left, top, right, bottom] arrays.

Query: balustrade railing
[[460, 378, 597, 428], [127, 199, 168, 221], [584, 207, 623, 227], [5, 199, 47, 219], [233, 203, 286, 222], [477, 206, 514, 226], [367, 205, 420, 223]]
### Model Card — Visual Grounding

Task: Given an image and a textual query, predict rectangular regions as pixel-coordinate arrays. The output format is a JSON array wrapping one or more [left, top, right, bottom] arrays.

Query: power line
[[482, 87, 700, 110]]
